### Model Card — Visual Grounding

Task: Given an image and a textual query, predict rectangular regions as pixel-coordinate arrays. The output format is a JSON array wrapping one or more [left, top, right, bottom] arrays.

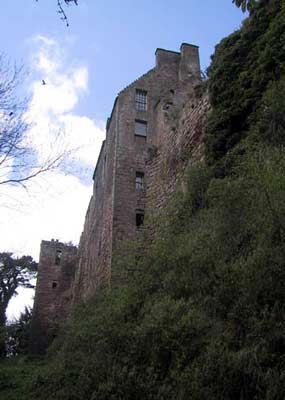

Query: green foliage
[[0, 358, 46, 400], [5, 307, 33, 357], [205, 0, 285, 173], [233, 0, 259, 13], [257, 76, 285, 145], [0, 253, 37, 357], [22, 144, 285, 400]]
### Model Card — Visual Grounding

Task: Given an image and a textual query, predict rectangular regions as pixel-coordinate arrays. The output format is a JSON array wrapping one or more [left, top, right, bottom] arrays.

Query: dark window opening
[[136, 172, 144, 190], [135, 253, 141, 265], [135, 134, 146, 144], [52, 281, 58, 289], [135, 89, 147, 111], [136, 209, 144, 228], [135, 120, 147, 137], [55, 250, 62, 265]]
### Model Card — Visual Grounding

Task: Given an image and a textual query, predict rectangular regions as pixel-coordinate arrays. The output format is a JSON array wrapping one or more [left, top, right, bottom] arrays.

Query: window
[[52, 281, 58, 289], [135, 89, 147, 111], [55, 250, 62, 265], [135, 172, 144, 190], [135, 120, 147, 137], [136, 209, 144, 228]]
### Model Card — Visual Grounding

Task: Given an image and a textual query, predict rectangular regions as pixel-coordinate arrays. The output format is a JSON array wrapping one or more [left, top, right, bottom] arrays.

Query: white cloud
[[73, 68, 88, 91], [1, 35, 105, 320]]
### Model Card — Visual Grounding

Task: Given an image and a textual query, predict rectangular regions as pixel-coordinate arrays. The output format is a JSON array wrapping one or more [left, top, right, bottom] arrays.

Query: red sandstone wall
[[30, 240, 77, 353], [73, 108, 117, 300], [73, 45, 204, 301], [146, 90, 210, 215], [31, 45, 209, 353]]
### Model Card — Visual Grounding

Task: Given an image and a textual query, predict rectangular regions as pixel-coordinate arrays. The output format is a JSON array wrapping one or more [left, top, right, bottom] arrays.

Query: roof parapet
[[155, 47, 180, 69], [179, 43, 201, 81]]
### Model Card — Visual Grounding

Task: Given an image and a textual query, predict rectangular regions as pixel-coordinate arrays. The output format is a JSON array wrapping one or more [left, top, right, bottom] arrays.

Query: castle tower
[[30, 240, 77, 354], [73, 43, 201, 301]]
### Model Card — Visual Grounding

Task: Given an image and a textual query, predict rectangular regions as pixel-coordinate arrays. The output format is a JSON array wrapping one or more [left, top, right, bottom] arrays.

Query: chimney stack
[[179, 43, 201, 82]]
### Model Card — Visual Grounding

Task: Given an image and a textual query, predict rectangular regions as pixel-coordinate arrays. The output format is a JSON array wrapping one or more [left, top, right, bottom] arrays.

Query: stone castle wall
[[72, 43, 202, 299], [31, 44, 208, 352], [30, 240, 77, 354], [146, 90, 210, 215]]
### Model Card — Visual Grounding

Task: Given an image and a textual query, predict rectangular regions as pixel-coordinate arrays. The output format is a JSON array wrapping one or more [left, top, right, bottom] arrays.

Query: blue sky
[[2, 0, 245, 121], [1, 1, 245, 319]]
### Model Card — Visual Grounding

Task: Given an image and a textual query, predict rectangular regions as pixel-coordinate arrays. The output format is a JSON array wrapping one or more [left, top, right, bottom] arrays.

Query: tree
[[205, 0, 284, 170], [0, 55, 69, 189], [232, 0, 259, 12], [5, 307, 33, 357], [53, 0, 79, 27], [0, 253, 37, 329], [36, 0, 79, 27]]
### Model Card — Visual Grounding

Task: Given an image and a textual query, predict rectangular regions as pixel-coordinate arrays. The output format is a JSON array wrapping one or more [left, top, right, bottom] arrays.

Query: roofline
[[41, 239, 78, 249], [155, 43, 199, 55], [117, 68, 155, 96], [180, 42, 199, 49], [106, 96, 118, 131], [92, 140, 105, 180], [105, 68, 155, 133], [155, 48, 180, 55]]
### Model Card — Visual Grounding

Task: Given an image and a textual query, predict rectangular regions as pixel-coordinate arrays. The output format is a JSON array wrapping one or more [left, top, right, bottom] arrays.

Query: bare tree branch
[[35, 0, 79, 27], [0, 55, 73, 190]]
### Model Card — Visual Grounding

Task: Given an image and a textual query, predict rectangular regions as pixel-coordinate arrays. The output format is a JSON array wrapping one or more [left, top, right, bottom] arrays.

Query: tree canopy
[[0, 253, 37, 327], [0, 252, 37, 358], [5, 307, 33, 357], [232, 0, 259, 12], [205, 0, 284, 174]]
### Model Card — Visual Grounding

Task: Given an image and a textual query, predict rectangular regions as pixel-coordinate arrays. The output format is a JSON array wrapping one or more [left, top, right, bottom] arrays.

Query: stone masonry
[[146, 90, 210, 215], [31, 44, 210, 352], [30, 240, 77, 354], [73, 43, 204, 301]]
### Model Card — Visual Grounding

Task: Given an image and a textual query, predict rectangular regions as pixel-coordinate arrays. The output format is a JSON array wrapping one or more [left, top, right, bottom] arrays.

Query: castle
[[31, 43, 210, 353]]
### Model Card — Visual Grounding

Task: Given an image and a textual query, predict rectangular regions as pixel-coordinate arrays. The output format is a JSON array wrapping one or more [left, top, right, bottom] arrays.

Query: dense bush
[[0, 358, 46, 400], [5, 307, 33, 357], [25, 142, 285, 400], [205, 0, 285, 173]]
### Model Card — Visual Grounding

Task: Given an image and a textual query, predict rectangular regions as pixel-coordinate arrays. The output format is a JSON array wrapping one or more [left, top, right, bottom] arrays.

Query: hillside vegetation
[[1, 1, 284, 399]]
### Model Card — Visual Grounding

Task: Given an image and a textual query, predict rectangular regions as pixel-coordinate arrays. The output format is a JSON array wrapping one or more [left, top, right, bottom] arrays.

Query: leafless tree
[[0, 55, 68, 190], [57, 0, 78, 27], [35, 0, 79, 27]]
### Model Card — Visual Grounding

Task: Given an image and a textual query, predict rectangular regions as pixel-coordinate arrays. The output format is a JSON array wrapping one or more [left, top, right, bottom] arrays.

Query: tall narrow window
[[135, 89, 147, 111], [55, 250, 62, 265], [136, 209, 144, 228], [136, 172, 144, 190], [135, 120, 147, 137]]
